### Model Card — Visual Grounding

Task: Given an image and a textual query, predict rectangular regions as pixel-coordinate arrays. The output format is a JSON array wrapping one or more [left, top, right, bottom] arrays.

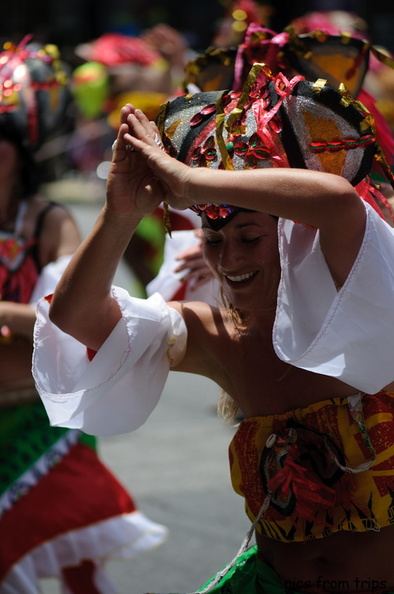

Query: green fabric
[[150, 545, 394, 593], [196, 547, 394, 593], [78, 431, 96, 450], [196, 546, 296, 593], [135, 215, 165, 275], [0, 400, 96, 493]]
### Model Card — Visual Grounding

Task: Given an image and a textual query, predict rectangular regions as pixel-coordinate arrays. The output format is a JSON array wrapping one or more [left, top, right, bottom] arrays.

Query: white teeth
[[226, 271, 255, 282]]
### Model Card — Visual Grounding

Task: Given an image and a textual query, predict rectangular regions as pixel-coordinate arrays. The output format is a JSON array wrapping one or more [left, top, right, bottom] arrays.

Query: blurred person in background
[[0, 37, 167, 594]]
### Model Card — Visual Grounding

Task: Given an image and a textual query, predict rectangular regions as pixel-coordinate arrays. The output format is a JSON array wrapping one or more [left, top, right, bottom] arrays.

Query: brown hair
[[216, 285, 244, 424]]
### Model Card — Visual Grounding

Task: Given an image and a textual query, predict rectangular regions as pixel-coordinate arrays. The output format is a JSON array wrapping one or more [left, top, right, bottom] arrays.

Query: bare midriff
[[256, 526, 394, 592]]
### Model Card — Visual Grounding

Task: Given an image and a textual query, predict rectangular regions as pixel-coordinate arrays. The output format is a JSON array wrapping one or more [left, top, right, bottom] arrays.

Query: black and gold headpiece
[[158, 64, 382, 226]]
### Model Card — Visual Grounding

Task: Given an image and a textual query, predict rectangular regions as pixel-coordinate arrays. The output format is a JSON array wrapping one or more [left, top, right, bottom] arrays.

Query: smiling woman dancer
[[33, 63, 394, 594]]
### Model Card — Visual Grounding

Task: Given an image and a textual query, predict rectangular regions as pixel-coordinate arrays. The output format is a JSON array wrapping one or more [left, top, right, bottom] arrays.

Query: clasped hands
[[108, 104, 192, 218]]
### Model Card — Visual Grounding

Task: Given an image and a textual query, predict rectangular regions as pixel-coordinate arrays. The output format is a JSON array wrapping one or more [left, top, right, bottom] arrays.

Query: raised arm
[[124, 108, 366, 288], [49, 105, 165, 350]]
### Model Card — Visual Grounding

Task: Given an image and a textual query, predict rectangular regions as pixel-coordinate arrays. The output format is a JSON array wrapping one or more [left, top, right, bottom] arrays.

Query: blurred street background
[[1, 1, 393, 592], [1, 0, 393, 55]]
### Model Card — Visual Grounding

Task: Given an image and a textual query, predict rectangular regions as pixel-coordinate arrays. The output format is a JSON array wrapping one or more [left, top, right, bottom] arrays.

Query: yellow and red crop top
[[229, 391, 394, 543]]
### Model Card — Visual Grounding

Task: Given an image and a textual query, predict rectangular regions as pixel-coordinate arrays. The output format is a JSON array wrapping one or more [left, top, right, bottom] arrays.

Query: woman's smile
[[224, 270, 258, 283], [201, 211, 281, 310]]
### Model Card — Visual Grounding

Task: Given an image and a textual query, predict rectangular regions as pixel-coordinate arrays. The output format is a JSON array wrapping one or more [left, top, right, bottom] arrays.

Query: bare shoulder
[[169, 299, 225, 327], [168, 300, 233, 383], [32, 197, 75, 226], [25, 197, 76, 236], [29, 197, 81, 265]]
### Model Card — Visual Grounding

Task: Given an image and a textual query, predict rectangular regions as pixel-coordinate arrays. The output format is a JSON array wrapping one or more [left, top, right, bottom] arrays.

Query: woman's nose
[[218, 241, 244, 270]]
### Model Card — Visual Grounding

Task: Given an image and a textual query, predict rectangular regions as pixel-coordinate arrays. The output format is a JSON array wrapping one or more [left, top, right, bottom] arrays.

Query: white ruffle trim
[[1, 510, 168, 594], [33, 288, 188, 436]]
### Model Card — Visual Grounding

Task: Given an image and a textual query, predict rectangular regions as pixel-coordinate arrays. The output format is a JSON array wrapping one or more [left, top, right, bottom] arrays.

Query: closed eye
[[204, 237, 222, 245], [242, 235, 263, 244]]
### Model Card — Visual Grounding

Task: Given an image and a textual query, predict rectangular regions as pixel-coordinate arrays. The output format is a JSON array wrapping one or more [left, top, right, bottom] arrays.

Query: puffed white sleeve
[[32, 287, 187, 436], [273, 202, 394, 393]]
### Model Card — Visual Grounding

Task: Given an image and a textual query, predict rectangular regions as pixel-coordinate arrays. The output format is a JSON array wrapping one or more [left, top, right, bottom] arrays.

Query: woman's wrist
[[101, 204, 143, 235], [185, 167, 232, 209]]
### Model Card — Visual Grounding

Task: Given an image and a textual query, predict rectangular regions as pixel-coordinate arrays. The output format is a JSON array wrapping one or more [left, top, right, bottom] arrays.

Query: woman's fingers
[[126, 110, 157, 144], [189, 274, 212, 289], [149, 121, 165, 149], [118, 105, 165, 153], [174, 255, 205, 273], [181, 267, 212, 289], [110, 122, 142, 165]]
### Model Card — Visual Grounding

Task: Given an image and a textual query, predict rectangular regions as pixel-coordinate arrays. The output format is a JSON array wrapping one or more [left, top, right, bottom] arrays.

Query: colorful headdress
[[186, 24, 394, 97], [158, 64, 392, 226], [184, 24, 394, 168], [0, 35, 70, 153]]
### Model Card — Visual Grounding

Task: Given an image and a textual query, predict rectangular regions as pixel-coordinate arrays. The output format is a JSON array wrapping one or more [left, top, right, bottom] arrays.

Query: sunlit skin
[[48, 104, 394, 592], [191, 211, 394, 590], [202, 212, 281, 316]]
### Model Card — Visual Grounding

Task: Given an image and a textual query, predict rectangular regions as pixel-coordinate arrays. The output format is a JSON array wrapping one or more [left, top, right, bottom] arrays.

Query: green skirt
[[147, 546, 296, 594], [149, 546, 394, 594], [197, 547, 394, 594], [196, 546, 291, 593]]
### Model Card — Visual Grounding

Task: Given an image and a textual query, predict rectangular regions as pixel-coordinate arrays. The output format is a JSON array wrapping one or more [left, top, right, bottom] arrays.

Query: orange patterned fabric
[[229, 391, 394, 542]]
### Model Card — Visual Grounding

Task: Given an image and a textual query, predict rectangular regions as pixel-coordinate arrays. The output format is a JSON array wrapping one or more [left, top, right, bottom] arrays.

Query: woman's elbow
[[330, 178, 365, 223], [49, 294, 122, 350], [48, 295, 77, 336]]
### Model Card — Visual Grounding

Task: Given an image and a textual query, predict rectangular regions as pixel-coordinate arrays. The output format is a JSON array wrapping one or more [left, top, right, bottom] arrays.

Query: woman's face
[[201, 211, 281, 313]]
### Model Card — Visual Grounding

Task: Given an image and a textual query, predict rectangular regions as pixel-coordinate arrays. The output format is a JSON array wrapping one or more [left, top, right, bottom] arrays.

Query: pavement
[[38, 179, 252, 594]]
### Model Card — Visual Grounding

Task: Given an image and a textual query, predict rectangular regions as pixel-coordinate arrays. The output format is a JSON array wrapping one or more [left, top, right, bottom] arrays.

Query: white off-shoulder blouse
[[33, 202, 394, 435]]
